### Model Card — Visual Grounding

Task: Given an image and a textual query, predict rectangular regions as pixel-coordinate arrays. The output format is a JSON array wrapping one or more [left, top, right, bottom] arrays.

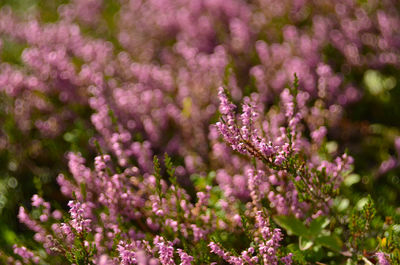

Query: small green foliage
[[164, 153, 176, 182], [80, 183, 87, 201], [349, 195, 378, 251], [274, 215, 343, 252], [153, 155, 163, 199], [291, 73, 299, 98], [107, 109, 119, 132]]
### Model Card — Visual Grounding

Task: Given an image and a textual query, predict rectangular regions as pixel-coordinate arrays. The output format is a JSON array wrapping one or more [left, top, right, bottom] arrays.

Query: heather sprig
[[216, 81, 353, 218], [208, 211, 293, 265]]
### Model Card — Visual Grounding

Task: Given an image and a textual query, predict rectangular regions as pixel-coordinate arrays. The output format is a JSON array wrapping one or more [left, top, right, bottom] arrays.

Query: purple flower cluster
[[15, 152, 246, 263], [208, 211, 293, 265], [13, 245, 39, 264], [376, 252, 391, 265], [216, 86, 353, 218]]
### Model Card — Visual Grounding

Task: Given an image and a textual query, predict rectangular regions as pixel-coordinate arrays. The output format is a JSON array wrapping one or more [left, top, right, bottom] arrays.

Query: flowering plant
[[1, 0, 400, 264]]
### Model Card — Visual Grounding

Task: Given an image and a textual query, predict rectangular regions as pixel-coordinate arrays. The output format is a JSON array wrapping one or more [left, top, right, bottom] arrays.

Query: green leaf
[[314, 235, 343, 252], [275, 216, 342, 252], [80, 183, 87, 201], [273, 215, 310, 237], [3, 228, 17, 245], [299, 236, 313, 250], [309, 217, 329, 237], [361, 257, 374, 265], [344, 174, 360, 187]]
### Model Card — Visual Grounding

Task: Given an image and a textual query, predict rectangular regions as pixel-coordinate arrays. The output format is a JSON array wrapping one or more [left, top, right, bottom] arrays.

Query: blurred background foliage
[[0, 0, 96, 253]]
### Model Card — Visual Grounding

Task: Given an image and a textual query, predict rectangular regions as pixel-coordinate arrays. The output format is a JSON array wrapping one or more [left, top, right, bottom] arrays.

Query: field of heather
[[1, 0, 400, 264]]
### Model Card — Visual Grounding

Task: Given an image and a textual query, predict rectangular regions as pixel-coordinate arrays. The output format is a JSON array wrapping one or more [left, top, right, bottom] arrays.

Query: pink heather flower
[[67, 200, 92, 233], [281, 253, 293, 265], [31, 195, 44, 207], [165, 219, 178, 233], [240, 102, 258, 140], [191, 224, 207, 241], [177, 249, 193, 265], [280, 89, 294, 118], [255, 211, 285, 265], [94, 154, 111, 172], [209, 242, 231, 262], [376, 252, 390, 265], [60, 223, 74, 241], [241, 247, 258, 264], [154, 236, 175, 265], [13, 245, 39, 264], [117, 241, 136, 265], [18, 207, 46, 236], [248, 169, 263, 207], [218, 87, 236, 116], [39, 214, 48, 222], [311, 126, 327, 144], [274, 153, 285, 165], [52, 210, 62, 220], [152, 198, 164, 216], [233, 214, 242, 226], [379, 157, 398, 175]]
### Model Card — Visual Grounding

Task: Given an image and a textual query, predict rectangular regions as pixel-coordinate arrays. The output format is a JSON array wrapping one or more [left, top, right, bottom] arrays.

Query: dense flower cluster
[[216, 86, 353, 218], [1, 0, 400, 264], [1, 0, 400, 176], [209, 211, 293, 265]]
